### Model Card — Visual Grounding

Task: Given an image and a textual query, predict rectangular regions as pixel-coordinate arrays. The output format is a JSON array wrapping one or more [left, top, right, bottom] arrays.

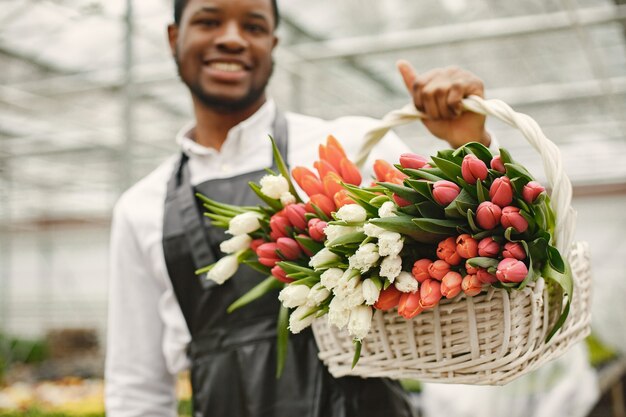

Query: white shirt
[[105, 99, 415, 417]]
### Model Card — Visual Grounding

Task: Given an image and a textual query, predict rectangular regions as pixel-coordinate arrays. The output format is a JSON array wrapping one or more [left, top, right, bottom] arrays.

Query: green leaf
[[195, 263, 215, 275], [415, 201, 445, 219], [395, 166, 445, 182], [249, 182, 283, 211], [369, 195, 392, 208], [467, 257, 500, 269], [436, 148, 463, 164], [398, 204, 421, 217], [466, 208, 480, 233], [412, 218, 463, 235], [377, 182, 423, 203], [342, 183, 381, 202], [499, 148, 514, 165], [370, 216, 445, 243], [543, 248, 574, 341], [352, 340, 362, 369], [277, 261, 319, 277], [504, 162, 535, 183], [294, 235, 325, 255], [276, 305, 289, 378], [195, 193, 252, 214], [227, 276, 282, 313], [444, 188, 477, 219], [242, 260, 272, 275], [405, 179, 435, 201], [455, 142, 495, 164], [431, 156, 462, 182], [327, 232, 367, 248], [269, 135, 302, 203], [476, 179, 488, 203]]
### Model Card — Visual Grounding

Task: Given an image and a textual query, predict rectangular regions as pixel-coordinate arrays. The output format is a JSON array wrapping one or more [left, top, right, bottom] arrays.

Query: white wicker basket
[[311, 96, 592, 385]]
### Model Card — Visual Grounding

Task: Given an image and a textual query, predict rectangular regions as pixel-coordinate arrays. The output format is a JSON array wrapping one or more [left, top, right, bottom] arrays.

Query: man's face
[[169, 0, 278, 112]]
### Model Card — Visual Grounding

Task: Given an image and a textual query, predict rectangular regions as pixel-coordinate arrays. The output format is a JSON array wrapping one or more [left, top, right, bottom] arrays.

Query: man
[[105, 0, 491, 416]]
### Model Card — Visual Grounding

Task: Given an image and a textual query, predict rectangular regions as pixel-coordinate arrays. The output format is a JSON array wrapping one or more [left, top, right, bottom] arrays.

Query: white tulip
[[219, 234, 252, 254], [394, 271, 419, 293], [363, 222, 386, 238], [343, 282, 366, 308], [336, 204, 367, 223], [333, 269, 360, 298], [289, 305, 315, 334], [307, 283, 331, 306], [206, 255, 239, 285], [380, 255, 403, 282], [378, 201, 397, 218], [348, 305, 373, 341], [278, 284, 310, 308], [348, 243, 380, 273], [260, 174, 290, 199], [309, 248, 340, 269], [378, 231, 403, 257], [279, 191, 296, 207], [328, 296, 350, 330], [324, 225, 358, 243], [362, 279, 381, 306], [320, 268, 344, 290], [227, 212, 262, 235]]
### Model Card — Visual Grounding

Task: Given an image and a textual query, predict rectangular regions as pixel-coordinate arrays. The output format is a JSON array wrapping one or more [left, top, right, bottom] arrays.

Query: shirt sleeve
[[105, 202, 178, 417]]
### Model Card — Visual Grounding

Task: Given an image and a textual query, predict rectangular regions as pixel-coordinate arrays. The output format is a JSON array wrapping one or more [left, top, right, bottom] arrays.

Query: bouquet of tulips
[[197, 133, 573, 372]]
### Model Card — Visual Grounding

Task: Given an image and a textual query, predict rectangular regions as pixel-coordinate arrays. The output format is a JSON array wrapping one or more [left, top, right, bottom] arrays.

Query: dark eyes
[[193, 19, 268, 34]]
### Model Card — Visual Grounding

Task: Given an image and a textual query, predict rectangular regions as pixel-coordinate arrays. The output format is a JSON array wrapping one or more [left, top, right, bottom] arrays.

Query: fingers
[[398, 63, 485, 121]]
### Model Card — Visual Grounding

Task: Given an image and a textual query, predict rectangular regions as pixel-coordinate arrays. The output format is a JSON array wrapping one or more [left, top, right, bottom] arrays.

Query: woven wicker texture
[[312, 97, 592, 385]]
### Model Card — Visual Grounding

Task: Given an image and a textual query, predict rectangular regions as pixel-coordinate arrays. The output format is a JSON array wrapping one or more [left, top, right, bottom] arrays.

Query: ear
[[167, 24, 179, 57], [272, 34, 279, 50]]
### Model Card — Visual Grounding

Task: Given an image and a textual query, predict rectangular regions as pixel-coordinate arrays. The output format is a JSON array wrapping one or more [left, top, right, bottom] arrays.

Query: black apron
[[162, 110, 415, 417]]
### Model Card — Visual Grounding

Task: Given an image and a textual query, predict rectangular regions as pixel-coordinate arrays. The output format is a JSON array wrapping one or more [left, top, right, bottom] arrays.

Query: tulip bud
[[502, 242, 526, 260], [220, 234, 252, 254], [465, 261, 479, 275], [432, 180, 461, 206], [461, 154, 488, 184], [476, 268, 498, 284], [206, 254, 239, 284], [378, 201, 397, 218], [339, 158, 362, 186], [419, 279, 442, 309], [462, 274, 482, 296], [336, 204, 367, 223], [314, 159, 338, 180], [362, 279, 381, 305], [380, 255, 403, 282], [436, 237, 462, 265], [489, 176, 514, 207], [348, 305, 373, 340], [323, 172, 345, 200], [307, 194, 336, 217], [299, 175, 325, 197], [394, 271, 419, 293], [393, 194, 412, 207], [373, 159, 394, 182], [256, 242, 278, 259], [399, 153, 429, 169], [456, 234, 478, 259], [260, 174, 289, 199], [501, 206, 529, 233], [326, 135, 347, 157], [476, 201, 502, 230], [307, 218, 327, 242], [334, 189, 356, 208], [412, 258, 433, 283], [278, 284, 310, 308], [496, 258, 528, 283], [269, 214, 291, 239], [490, 155, 506, 173], [309, 248, 340, 269], [320, 143, 343, 172], [280, 192, 296, 207], [348, 243, 380, 273], [522, 181, 546, 204], [228, 211, 262, 235], [374, 286, 403, 310], [477, 237, 500, 257], [398, 292, 423, 319], [363, 222, 386, 238], [441, 271, 463, 299], [428, 260, 451, 281], [320, 268, 344, 290], [271, 265, 294, 283], [250, 238, 265, 252], [307, 282, 331, 306], [284, 203, 308, 230], [378, 231, 403, 257], [292, 166, 317, 185], [328, 297, 350, 330], [276, 237, 302, 260], [289, 305, 315, 334]]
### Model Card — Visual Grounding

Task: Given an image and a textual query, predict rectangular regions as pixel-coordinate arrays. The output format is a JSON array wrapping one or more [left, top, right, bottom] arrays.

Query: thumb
[[396, 59, 417, 92]]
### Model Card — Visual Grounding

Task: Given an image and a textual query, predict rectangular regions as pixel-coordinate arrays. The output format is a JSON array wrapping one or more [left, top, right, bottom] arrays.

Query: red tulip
[[276, 237, 301, 260], [496, 258, 528, 283], [412, 258, 433, 283], [374, 286, 403, 310], [489, 176, 513, 207], [462, 274, 482, 296], [284, 203, 308, 230], [399, 153, 429, 169], [307, 218, 327, 242], [476, 201, 502, 230], [393, 194, 412, 207], [398, 292, 423, 319], [465, 261, 479, 275], [477, 237, 500, 257], [502, 242, 526, 260], [269, 214, 291, 238], [522, 181, 546, 204], [428, 260, 451, 281], [441, 271, 463, 299], [501, 206, 528, 233], [490, 155, 506, 173], [339, 158, 362, 186], [456, 234, 478, 259], [271, 265, 294, 283], [306, 194, 336, 217], [420, 279, 442, 309], [256, 242, 280, 267], [250, 238, 265, 252], [461, 154, 488, 184], [476, 268, 498, 284], [432, 180, 460, 206], [436, 237, 462, 265], [295, 234, 314, 257]]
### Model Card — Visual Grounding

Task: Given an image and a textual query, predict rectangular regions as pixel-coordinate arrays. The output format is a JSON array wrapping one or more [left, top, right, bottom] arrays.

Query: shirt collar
[[176, 99, 276, 157]]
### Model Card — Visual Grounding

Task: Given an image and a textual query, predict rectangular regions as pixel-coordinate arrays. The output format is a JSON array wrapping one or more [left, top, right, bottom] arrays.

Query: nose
[[215, 21, 248, 52]]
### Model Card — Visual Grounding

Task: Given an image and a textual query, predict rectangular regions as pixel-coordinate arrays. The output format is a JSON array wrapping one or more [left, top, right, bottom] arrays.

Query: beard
[[175, 55, 273, 113]]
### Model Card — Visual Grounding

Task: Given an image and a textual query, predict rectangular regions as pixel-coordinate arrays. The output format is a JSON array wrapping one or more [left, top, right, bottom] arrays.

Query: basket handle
[[355, 95, 576, 254]]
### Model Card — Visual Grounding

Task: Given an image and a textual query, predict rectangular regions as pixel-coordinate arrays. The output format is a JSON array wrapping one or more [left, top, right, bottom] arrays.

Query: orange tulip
[[339, 158, 362, 185], [398, 292, 423, 319], [419, 279, 442, 309], [323, 172, 344, 200], [306, 194, 336, 217], [333, 189, 356, 208]]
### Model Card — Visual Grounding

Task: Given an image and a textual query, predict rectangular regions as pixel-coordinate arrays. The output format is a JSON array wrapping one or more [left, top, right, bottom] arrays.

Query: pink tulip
[[398, 292, 423, 319], [465, 261, 479, 275], [295, 234, 314, 257], [489, 176, 513, 207], [522, 181, 546, 204], [399, 153, 429, 170], [441, 271, 463, 299], [477, 237, 500, 257], [393, 193, 412, 207], [476, 268, 498, 284], [375, 286, 403, 311], [271, 265, 294, 283], [307, 218, 327, 242], [256, 242, 280, 267], [432, 180, 460, 206], [490, 155, 506, 173], [456, 234, 478, 259], [284, 203, 307, 230], [501, 206, 529, 233], [461, 154, 488, 184], [428, 260, 451, 281], [269, 214, 291, 238], [276, 237, 301, 260], [476, 201, 502, 230], [502, 242, 526, 260], [420, 279, 442, 309], [496, 258, 528, 283], [462, 274, 482, 296], [412, 259, 433, 283], [436, 237, 462, 265], [250, 238, 265, 253]]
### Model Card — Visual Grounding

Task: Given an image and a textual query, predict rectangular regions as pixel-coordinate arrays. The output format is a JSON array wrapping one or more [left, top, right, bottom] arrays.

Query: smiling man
[[105, 1, 491, 416]]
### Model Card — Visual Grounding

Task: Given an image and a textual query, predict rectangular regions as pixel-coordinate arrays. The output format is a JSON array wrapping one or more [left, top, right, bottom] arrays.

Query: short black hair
[[174, 0, 280, 28]]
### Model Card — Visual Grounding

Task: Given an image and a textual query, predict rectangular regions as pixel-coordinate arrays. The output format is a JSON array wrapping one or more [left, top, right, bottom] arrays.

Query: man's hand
[[397, 60, 491, 148]]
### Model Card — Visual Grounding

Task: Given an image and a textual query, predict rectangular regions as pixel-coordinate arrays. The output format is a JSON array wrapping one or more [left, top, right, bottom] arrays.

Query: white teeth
[[209, 62, 244, 72]]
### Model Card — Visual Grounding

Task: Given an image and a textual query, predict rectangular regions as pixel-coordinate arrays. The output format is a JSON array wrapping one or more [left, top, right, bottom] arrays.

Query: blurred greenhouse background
[[1, 0, 626, 414]]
